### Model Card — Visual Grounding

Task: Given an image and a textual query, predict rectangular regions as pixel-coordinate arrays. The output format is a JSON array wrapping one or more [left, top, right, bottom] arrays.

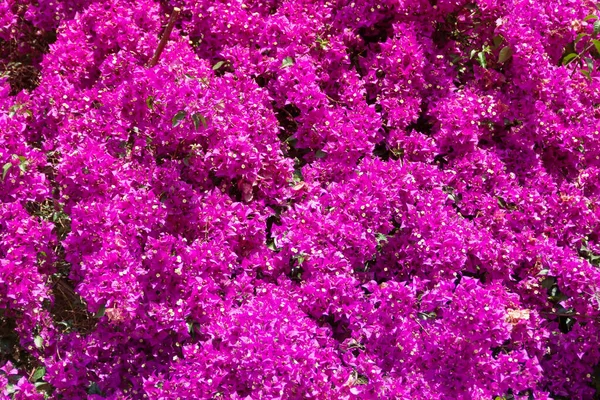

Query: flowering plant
[[2, 0, 600, 398]]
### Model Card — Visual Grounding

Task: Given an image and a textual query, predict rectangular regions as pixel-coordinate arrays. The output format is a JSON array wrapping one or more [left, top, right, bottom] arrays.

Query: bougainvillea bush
[[2, 0, 600, 398]]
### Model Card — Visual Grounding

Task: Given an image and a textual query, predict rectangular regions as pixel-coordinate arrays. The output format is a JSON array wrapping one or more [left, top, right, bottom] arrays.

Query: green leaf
[[8, 104, 20, 118], [88, 382, 103, 395], [94, 304, 106, 318], [31, 367, 45, 382], [492, 35, 504, 48], [498, 46, 513, 63], [477, 51, 487, 68], [562, 53, 578, 65], [316, 36, 329, 49], [537, 269, 549, 276], [585, 14, 599, 21], [191, 113, 207, 130], [191, 114, 200, 130], [34, 335, 43, 349], [581, 69, 592, 80], [18, 156, 29, 174], [34, 381, 50, 389], [549, 289, 569, 303], [292, 168, 303, 183], [294, 253, 307, 265], [281, 56, 294, 68], [594, 20, 600, 36], [2, 163, 11, 181], [576, 32, 590, 45], [146, 96, 154, 109], [497, 197, 508, 209], [540, 277, 556, 289], [212, 61, 225, 71], [315, 150, 327, 159], [356, 374, 369, 385], [449, 53, 461, 64], [580, 242, 600, 265], [586, 57, 594, 71], [418, 311, 437, 320], [172, 110, 187, 128], [5, 383, 16, 395], [594, 39, 600, 54], [375, 233, 388, 243], [56, 321, 71, 330]]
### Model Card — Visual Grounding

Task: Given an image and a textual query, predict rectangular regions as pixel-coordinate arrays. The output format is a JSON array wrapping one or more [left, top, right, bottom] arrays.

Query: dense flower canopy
[[2, 0, 600, 398]]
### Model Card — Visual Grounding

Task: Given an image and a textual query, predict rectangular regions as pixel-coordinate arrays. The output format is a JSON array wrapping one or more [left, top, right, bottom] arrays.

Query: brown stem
[[148, 7, 181, 68], [540, 311, 599, 319], [568, 41, 595, 78]]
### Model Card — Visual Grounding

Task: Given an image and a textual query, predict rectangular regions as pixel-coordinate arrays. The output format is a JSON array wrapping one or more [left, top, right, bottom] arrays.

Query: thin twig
[[414, 317, 431, 337], [540, 311, 600, 319], [567, 41, 595, 78], [148, 7, 181, 68]]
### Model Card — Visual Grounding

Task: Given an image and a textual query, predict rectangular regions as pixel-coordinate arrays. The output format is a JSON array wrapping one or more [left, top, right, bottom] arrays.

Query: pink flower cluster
[[2, 0, 600, 398]]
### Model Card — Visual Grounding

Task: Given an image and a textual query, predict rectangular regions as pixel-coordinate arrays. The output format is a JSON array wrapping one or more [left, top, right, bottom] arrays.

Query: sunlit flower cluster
[[2, 0, 600, 398]]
